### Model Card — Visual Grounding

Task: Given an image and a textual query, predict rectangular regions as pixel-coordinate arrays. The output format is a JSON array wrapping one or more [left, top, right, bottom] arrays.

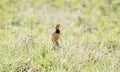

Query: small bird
[[52, 24, 60, 47]]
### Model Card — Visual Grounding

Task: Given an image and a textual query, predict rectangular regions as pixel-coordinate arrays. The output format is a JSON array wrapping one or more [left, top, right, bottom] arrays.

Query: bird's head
[[55, 24, 60, 30]]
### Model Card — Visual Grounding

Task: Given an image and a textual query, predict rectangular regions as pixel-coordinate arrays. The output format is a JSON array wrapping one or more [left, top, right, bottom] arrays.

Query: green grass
[[0, 0, 120, 72]]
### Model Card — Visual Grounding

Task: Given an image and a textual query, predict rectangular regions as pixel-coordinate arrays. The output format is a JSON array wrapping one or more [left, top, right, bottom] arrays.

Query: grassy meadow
[[0, 0, 120, 72]]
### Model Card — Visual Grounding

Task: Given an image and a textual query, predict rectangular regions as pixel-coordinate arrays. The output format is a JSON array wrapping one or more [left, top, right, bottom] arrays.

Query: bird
[[52, 24, 60, 47]]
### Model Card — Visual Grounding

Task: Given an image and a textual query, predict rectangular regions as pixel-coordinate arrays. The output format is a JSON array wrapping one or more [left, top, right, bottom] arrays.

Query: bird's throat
[[55, 29, 60, 33]]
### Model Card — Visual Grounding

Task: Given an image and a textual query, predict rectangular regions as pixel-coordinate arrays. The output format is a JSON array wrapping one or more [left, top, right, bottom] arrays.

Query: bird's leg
[[55, 41, 59, 46], [52, 39, 56, 49]]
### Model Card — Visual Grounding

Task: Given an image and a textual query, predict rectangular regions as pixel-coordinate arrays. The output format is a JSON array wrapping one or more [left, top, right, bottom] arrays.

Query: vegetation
[[0, 0, 120, 72]]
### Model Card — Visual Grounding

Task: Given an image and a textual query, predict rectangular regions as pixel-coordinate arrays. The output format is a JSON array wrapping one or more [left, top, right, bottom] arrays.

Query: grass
[[0, 0, 120, 72]]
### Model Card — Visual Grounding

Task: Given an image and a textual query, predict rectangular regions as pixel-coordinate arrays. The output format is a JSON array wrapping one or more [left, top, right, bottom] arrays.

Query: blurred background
[[1, 0, 120, 43]]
